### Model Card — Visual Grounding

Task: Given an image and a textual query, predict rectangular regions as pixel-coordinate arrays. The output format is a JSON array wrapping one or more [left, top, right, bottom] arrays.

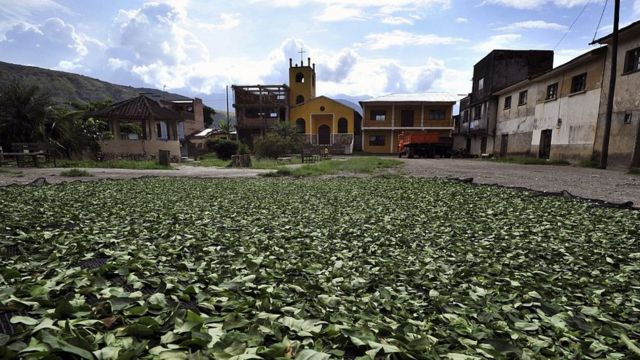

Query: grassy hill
[[0, 61, 191, 106]]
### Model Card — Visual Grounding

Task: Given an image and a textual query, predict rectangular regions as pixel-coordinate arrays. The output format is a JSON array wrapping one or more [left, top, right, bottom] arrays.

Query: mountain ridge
[[0, 61, 192, 106]]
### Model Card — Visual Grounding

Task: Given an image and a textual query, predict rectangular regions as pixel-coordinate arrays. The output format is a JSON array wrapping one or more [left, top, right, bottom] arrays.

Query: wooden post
[[600, 0, 620, 169]]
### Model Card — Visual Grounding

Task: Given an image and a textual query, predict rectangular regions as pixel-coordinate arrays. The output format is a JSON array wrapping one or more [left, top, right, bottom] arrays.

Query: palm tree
[[0, 81, 53, 149]]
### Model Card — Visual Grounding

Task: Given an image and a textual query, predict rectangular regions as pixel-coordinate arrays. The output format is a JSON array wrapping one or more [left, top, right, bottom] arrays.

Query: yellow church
[[233, 55, 362, 154]]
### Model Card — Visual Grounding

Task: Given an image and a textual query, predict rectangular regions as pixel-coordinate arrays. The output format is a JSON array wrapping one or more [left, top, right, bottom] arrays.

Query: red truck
[[397, 132, 451, 158]]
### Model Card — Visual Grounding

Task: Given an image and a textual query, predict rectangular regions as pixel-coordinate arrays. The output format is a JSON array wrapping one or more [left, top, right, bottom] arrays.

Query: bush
[[60, 168, 93, 177], [206, 139, 239, 160], [237, 142, 250, 155], [254, 133, 301, 159]]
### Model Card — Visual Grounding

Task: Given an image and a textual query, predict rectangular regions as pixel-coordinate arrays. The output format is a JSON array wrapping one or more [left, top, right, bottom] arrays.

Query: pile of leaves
[[0, 177, 639, 359]]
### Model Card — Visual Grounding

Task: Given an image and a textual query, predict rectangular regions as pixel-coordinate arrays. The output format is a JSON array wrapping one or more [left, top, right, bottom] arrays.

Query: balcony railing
[[362, 119, 454, 128]]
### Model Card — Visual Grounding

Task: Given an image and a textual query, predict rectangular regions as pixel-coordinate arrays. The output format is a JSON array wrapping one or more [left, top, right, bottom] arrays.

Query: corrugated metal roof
[[360, 92, 460, 103]]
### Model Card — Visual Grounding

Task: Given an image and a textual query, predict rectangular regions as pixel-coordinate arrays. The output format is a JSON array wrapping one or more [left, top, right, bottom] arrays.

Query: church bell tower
[[289, 51, 316, 107]]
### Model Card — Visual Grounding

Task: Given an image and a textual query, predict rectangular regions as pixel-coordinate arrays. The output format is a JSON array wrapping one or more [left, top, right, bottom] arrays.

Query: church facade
[[234, 57, 361, 154]]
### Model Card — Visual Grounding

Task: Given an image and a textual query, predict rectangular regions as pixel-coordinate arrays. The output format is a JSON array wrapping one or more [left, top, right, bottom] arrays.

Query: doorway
[[500, 134, 509, 157], [401, 110, 414, 127], [318, 125, 331, 145], [481, 136, 487, 154], [539, 129, 552, 159]]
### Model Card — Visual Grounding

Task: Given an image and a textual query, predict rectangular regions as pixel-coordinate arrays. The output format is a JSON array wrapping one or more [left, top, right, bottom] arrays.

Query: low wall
[[101, 139, 181, 162]]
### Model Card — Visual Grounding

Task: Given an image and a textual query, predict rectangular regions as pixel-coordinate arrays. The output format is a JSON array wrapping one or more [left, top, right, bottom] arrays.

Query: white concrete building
[[494, 47, 607, 162]]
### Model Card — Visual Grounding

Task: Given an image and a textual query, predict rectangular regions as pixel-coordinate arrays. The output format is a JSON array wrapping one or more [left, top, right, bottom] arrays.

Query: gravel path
[[0, 166, 272, 186], [399, 158, 640, 207]]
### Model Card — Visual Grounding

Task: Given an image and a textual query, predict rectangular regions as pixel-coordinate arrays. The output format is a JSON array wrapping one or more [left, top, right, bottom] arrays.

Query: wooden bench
[[301, 145, 319, 163], [0, 143, 57, 167]]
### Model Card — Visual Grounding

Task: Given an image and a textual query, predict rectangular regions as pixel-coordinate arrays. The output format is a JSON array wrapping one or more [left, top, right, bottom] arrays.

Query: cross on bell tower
[[298, 48, 306, 65], [288, 48, 316, 107]]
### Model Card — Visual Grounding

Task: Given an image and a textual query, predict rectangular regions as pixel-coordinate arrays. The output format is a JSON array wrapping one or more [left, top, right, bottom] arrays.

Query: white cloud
[[497, 20, 567, 31], [315, 5, 364, 22], [362, 30, 466, 50], [472, 33, 522, 53], [317, 50, 358, 82], [108, 1, 208, 86], [196, 13, 240, 30], [0, 17, 104, 69], [455, 17, 468, 23], [0, 0, 70, 19], [381, 16, 415, 25]]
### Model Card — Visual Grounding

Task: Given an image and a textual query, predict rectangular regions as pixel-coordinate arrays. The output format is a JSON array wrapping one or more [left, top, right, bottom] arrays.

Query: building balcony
[[362, 119, 454, 129], [236, 117, 281, 129]]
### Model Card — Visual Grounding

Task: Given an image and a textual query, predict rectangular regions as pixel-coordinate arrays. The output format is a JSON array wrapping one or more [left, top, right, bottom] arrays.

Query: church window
[[320, 106, 325, 111], [296, 95, 305, 104], [296, 72, 305, 83]]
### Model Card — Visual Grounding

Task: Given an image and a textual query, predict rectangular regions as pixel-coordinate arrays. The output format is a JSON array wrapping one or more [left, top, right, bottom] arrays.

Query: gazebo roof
[[89, 95, 183, 121]]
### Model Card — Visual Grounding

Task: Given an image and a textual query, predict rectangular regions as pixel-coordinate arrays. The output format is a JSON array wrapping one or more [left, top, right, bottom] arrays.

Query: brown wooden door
[[318, 125, 331, 145], [500, 134, 508, 157], [539, 129, 552, 159]]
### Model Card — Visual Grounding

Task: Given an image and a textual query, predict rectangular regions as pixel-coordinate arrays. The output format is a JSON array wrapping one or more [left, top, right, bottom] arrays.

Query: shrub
[[237, 142, 250, 155], [206, 139, 239, 160], [60, 168, 92, 177], [254, 133, 301, 159]]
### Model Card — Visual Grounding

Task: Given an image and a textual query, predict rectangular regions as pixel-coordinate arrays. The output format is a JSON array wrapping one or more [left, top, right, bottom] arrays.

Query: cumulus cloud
[[384, 64, 408, 92], [0, 17, 103, 69], [105, 1, 209, 89], [497, 20, 567, 31], [317, 50, 358, 82], [362, 30, 466, 50], [455, 17, 468, 23]]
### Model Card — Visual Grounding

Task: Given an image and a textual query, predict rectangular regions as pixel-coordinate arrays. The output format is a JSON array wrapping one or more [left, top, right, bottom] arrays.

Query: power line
[[554, 0, 591, 50], [592, 0, 610, 43]]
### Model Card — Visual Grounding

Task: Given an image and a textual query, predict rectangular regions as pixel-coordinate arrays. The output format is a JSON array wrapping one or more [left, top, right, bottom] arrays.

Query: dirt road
[[399, 158, 640, 206]]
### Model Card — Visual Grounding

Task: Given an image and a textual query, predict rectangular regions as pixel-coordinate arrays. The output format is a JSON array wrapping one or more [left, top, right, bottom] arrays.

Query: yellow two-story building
[[359, 93, 458, 154]]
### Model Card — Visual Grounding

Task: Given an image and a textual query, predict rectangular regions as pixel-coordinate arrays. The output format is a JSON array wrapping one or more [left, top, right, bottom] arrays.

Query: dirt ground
[[398, 158, 640, 207], [0, 166, 272, 186], [1, 159, 639, 207]]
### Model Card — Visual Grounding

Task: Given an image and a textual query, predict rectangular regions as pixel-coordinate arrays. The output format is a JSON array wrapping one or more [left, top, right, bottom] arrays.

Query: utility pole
[[600, 0, 620, 169]]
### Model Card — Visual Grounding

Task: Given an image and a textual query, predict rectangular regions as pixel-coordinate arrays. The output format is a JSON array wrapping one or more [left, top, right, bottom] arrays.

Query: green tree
[[48, 101, 111, 158], [203, 106, 216, 128], [272, 121, 298, 140], [0, 81, 53, 149]]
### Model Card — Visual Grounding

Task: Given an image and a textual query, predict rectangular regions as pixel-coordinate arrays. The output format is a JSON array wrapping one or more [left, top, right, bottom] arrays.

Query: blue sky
[[0, 0, 638, 109]]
